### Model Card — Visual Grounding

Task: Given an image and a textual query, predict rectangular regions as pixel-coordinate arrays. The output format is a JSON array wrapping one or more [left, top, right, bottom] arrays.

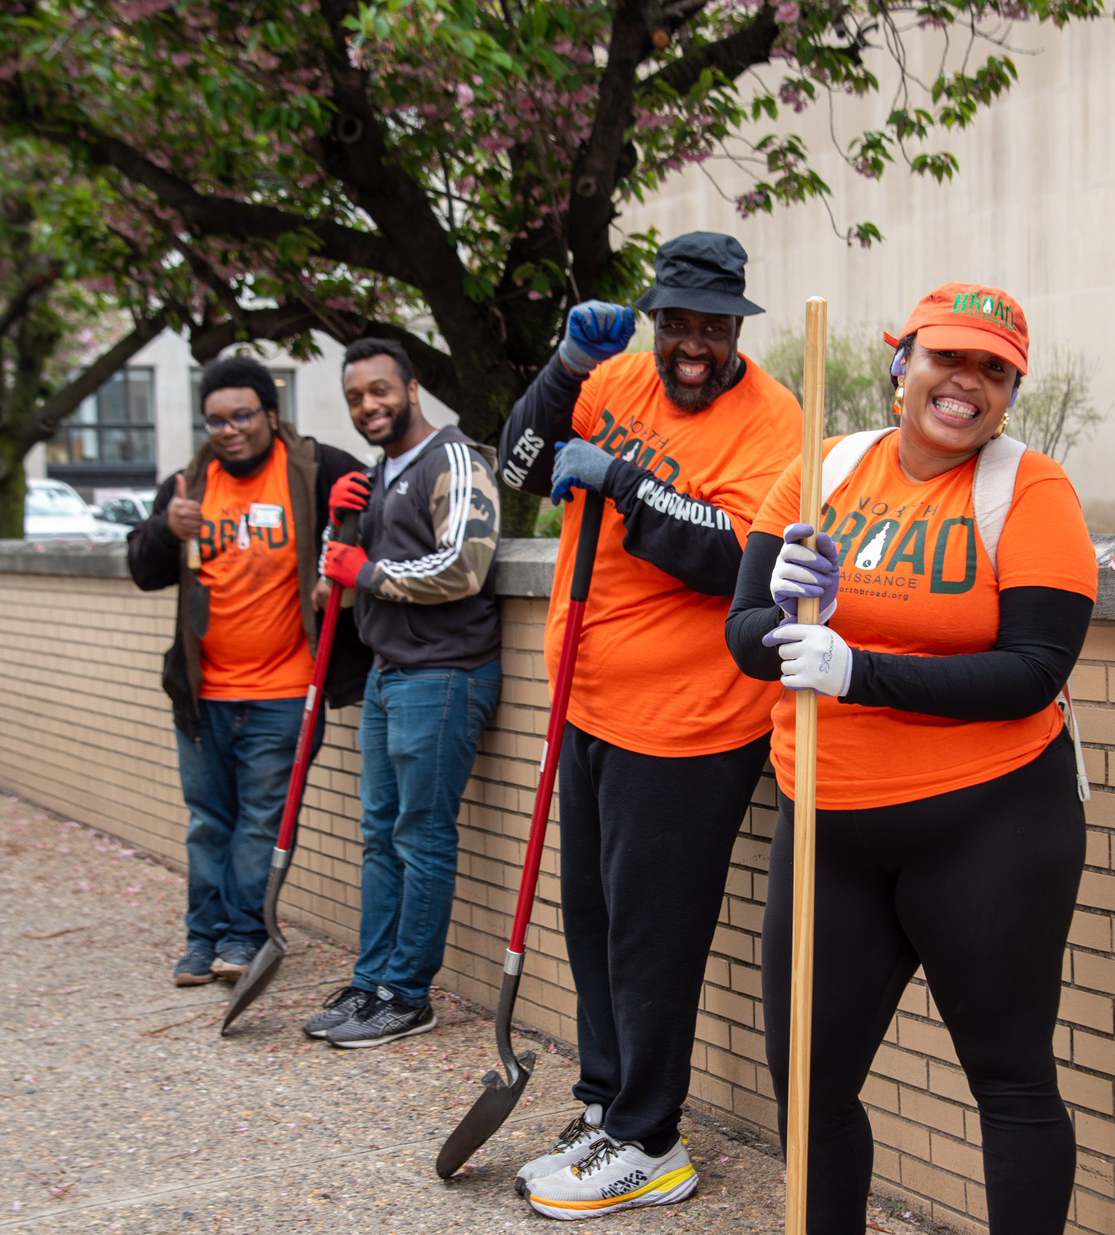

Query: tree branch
[[314, 0, 477, 313], [638, 7, 780, 101], [567, 0, 653, 295], [0, 80, 406, 281], [35, 311, 168, 438], [0, 256, 59, 342], [187, 305, 325, 363]]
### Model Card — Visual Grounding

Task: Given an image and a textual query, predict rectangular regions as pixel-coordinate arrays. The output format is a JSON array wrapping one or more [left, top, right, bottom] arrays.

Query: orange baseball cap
[[883, 283, 1028, 374]]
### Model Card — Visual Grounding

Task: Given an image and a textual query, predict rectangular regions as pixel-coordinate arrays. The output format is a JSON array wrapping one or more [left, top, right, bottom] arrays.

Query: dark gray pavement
[[0, 791, 931, 1235]]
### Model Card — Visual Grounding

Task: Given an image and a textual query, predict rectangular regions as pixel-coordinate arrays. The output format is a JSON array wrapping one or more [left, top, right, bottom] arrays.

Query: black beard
[[218, 429, 275, 477], [655, 352, 739, 413], [360, 399, 413, 448]]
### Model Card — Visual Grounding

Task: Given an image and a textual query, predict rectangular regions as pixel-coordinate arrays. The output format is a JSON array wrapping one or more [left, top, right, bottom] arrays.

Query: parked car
[[23, 478, 130, 543], [94, 489, 158, 529]]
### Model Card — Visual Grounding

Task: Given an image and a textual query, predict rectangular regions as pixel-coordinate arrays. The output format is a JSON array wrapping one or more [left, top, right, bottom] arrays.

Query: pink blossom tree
[[0, 140, 172, 535], [0, 134, 357, 535], [0, 0, 1105, 532]]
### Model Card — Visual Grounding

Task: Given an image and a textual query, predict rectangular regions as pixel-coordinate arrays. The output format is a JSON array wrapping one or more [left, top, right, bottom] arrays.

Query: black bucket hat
[[634, 231, 764, 318]]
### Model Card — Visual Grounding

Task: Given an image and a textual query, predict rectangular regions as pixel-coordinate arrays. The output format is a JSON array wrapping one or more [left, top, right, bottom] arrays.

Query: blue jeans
[[354, 660, 500, 1005], [176, 697, 322, 954]]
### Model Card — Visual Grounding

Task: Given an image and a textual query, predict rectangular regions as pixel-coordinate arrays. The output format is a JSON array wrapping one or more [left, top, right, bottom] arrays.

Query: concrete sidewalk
[[0, 791, 934, 1235]]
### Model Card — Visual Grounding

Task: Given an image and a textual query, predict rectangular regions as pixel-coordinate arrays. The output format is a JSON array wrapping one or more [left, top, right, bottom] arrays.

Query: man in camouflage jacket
[[301, 337, 502, 1048]]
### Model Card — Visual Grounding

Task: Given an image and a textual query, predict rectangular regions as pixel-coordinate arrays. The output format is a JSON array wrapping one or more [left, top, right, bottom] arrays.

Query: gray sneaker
[[210, 943, 258, 981], [515, 1104, 606, 1195], [302, 986, 376, 1039], [325, 986, 437, 1048], [173, 950, 216, 986]]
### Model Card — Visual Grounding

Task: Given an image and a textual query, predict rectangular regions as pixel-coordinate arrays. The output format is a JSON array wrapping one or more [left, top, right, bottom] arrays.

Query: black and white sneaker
[[324, 985, 437, 1048], [302, 985, 376, 1039]]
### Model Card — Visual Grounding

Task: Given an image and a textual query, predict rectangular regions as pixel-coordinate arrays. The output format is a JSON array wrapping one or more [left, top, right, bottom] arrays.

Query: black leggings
[[763, 731, 1085, 1235], [559, 723, 771, 1154]]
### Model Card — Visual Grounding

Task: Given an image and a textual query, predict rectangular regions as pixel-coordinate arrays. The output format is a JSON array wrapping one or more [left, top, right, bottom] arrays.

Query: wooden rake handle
[[786, 296, 826, 1235]]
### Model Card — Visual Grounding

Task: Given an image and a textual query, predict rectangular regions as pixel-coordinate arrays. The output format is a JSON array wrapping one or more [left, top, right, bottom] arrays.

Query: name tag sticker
[[248, 503, 284, 529]]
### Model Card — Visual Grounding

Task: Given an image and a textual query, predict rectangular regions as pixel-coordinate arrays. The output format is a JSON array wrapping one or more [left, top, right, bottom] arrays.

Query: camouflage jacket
[[351, 426, 501, 670]]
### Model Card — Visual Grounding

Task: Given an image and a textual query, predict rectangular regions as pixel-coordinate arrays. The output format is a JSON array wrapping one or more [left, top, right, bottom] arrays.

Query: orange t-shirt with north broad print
[[546, 350, 802, 757], [196, 437, 314, 700], [752, 431, 1096, 809]]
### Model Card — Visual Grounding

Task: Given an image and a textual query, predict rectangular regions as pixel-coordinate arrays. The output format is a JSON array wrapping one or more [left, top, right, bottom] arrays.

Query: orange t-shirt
[[196, 438, 313, 700], [546, 351, 802, 756], [752, 432, 1097, 808]]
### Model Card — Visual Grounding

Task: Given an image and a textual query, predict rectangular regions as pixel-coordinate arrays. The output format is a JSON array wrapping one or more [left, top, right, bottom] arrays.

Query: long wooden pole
[[785, 296, 827, 1235]]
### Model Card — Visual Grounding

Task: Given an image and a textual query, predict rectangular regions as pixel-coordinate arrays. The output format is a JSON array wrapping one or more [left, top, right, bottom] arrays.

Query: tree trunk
[[0, 442, 28, 539]]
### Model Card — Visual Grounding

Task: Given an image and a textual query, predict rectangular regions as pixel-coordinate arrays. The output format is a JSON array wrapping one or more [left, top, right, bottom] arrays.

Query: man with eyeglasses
[[497, 233, 801, 1218], [128, 355, 371, 987]]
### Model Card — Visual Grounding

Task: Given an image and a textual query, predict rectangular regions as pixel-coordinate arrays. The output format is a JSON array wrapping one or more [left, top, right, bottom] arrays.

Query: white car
[[24, 478, 130, 543], [94, 489, 158, 530]]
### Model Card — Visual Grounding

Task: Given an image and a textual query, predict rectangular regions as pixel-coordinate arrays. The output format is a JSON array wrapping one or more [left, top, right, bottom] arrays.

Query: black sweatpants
[[763, 730, 1085, 1235], [559, 722, 771, 1154]]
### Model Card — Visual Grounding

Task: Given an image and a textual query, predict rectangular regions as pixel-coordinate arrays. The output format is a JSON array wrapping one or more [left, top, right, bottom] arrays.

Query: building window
[[45, 368, 156, 468], [190, 367, 296, 453]]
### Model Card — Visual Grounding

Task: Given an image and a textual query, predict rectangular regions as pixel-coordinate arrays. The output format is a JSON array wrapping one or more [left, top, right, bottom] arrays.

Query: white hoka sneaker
[[526, 1135, 697, 1220], [514, 1104, 606, 1196]]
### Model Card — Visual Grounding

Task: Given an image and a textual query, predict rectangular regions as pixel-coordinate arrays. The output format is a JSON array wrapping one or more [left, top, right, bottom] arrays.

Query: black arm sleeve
[[126, 473, 182, 592], [607, 458, 746, 596], [498, 354, 586, 497], [725, 529, 1095, 717], [725, 530, 788, 680], [846, 587, 1093, 719]]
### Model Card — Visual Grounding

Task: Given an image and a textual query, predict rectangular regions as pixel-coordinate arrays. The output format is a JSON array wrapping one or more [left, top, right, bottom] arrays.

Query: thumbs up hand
[[167, 473, 202, 542]]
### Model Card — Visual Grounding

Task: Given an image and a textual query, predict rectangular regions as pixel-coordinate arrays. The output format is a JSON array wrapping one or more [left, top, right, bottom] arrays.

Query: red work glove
[[322, 540, 369, 590], [328, 472, 372, 526]]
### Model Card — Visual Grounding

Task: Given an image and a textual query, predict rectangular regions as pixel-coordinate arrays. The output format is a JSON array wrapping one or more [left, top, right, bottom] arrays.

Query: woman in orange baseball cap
[[727, 283, 1096, 1234]]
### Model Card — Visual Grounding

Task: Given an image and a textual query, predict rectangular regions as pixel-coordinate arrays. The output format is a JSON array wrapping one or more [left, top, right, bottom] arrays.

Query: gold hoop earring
[[991, 412, 1010, 440], [891, 385, 904, 417]]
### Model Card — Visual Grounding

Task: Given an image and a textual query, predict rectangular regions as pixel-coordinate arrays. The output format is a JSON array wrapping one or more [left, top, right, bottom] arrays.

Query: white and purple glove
[[762, 623, 853, 697], [770, 522, 840, 624], [551, 439, 613, 505], [558, 300, 636, 375]]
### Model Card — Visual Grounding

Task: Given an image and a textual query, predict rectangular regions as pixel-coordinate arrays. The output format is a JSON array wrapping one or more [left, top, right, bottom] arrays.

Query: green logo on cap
[[951, 292, 1015, 333]]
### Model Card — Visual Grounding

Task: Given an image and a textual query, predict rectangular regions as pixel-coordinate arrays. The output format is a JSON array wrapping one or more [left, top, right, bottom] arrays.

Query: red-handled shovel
[[436, 490, 605, 1178], [221, 513, 359, 1035]]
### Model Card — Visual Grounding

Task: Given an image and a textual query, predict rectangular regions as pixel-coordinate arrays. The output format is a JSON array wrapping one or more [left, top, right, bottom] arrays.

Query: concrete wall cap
[[2, 536, 1113, 620]]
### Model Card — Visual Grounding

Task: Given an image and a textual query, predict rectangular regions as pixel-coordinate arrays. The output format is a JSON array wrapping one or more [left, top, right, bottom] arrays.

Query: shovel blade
[[435, 1051, 536, 1179], [220, 937, 288, 1036]]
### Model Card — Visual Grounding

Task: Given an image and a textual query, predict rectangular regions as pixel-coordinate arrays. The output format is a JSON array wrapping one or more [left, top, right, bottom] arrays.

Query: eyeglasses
[[204, 406, 266, 434]]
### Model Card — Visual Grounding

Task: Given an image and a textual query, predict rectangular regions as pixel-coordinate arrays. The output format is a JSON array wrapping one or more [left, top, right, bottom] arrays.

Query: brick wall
[[1, 539, 1111, 1234]]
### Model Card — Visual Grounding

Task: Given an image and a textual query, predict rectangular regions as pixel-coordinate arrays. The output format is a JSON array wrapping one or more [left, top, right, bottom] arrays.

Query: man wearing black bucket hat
[[499, 232, 801, 1218]]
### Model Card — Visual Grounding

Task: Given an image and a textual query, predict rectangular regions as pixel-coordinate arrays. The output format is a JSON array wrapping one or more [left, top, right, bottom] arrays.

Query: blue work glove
[[770, 522, 840, 623], [550, 439, 614, 505], [559, 300, 636, 375], [762, 622, 853, 697]]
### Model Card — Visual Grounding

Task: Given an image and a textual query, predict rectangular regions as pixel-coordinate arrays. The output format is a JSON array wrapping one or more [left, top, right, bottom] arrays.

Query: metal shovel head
[[220, 935, 288, 1036], [435, 1049, 537, 1179]]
